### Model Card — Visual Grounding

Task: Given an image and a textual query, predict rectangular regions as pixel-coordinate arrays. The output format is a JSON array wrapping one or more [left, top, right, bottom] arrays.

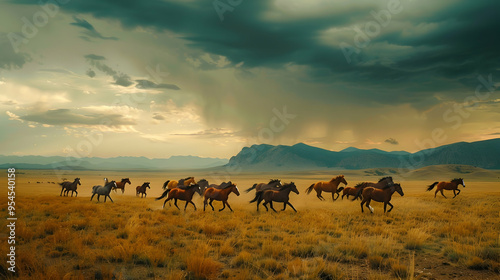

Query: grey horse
[[91, 181, 117, 203]]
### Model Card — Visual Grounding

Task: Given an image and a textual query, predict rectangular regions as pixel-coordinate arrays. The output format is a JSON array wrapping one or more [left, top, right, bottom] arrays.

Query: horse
[[305, 175, 347, 202], [426, 178, 465, 198], [91, 181, 117, 203], [245, 179, 282, 193], [163, 177, 196, 190], [356, 183, 404, 213], [203, 182, 240, 212], [59, 178, 81, 197], [350, 177, 394, 201], [112, 178, 131, 194], [136, 182, 151, 198], [341, 186, 363, 200], [156, 184, 202, 211], [195, 179, 209, 194], [250, 182, 300, 212]]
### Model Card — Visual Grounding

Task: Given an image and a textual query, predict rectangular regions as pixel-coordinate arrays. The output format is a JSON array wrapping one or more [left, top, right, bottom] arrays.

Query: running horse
[[354, 183, 404, 213], [163, 177, 196, 190], [426, 178, 465, 198], [350, 176, 394, 201], [156, 184, 202, 211], [59, 178, 81, 197], [203, 182, 240, 212], [342, 186, 363, 200], [305, 175, 347, 202], [91, 181, 117, 203], [112, 178, 131, 194], [250, 182, 300, 212], [136, 182, 151, 198], [245, 179, 283, 193]]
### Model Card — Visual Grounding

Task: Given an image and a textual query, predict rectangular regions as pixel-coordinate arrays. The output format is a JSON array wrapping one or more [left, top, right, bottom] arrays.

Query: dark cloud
[[384, 138, 399, 145], [70, 16, 118, 40], [86, 69, 96, 78], [0, 33, 31, 69], [84, 54, 133, 86], [152, 113, 165, 120], [135, 79, 180, 90], [19, 109, 136, 126]]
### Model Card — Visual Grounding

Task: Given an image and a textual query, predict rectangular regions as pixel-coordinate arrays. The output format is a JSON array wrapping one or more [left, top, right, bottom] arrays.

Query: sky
[[0, 0, 499, 159]]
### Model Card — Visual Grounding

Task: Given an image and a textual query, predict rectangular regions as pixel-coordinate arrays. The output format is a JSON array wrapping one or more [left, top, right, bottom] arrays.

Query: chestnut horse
[[163, 177, 196, 190], [305, 175, 347, 202], [356, 183, 404, 213], [342, 186, 362, 200], [112, 178, 131, 194], [427, 178, 465, 198], [156, 184, 202, 210], [203, 182, 240, 212], [245, 179, 282, 193], [136, 182, 151, 198], [250, 182, 299, 212], [59, 178, 81, 197]]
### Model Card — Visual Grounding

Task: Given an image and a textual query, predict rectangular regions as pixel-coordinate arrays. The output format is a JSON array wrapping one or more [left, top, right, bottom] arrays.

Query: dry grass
[[0, 170, 499, 279]]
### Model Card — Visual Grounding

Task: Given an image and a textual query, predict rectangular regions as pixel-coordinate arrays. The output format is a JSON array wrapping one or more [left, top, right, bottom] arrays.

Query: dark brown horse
[[112, 178, 131, 194], [350, 177, 394, 201], [245, 179, 282, 193], [250, 182, 299, 212], [156, 184, 202, 211], [427, 178, 465, 198], [305, 175, 347, 202], [136, 182, 151, 198], [356, 183, 404, 213], [342, 186, 362, 200], [203, 182, 240, 212], [59, 178, 81, 197]]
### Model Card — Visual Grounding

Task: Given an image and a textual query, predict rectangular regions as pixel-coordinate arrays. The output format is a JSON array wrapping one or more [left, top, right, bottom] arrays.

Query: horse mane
[[451, 178, 463, 182], [198, 179, 207, 183], [378, 176, 392, 183], [184, 176, 194, 180], [354, 182, 365, 188], [121, 178, 129, 182], [221, 183, 235, 189], [382, 182, 400, 189], [106, 181, 116, 187], [268, 179, 280, 184], [279, 182, 295, 191]]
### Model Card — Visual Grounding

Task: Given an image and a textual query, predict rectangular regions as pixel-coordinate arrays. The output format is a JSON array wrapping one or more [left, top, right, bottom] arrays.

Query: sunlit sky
[[1, 0, 499, 159]]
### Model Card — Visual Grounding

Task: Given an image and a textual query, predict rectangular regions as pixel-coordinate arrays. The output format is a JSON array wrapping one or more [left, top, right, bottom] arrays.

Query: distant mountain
[[0, 155, 228, 171], [227, 138, 500, 170]]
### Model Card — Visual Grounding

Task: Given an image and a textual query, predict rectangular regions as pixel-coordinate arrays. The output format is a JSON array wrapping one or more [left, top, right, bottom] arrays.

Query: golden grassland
[[0, 169, 499, 279]]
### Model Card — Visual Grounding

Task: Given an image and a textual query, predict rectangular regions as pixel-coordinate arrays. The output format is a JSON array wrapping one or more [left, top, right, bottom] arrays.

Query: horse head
[[145, 182, 151, 189], [192, 184, 202, 195], [231, 183, 240, 196], [394, 183, 404, 196], [108, 180, 117, 189], [289, 182, 299, 195], [269, 179, 282, 187], [75, 178, 81, 185], [457, 178, 465, 187], [122, 178, 131, 185], [339, 175, 348, 185]]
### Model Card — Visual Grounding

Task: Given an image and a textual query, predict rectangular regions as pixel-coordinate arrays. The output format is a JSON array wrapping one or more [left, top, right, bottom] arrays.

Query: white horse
[[91, 181, 117, 203]]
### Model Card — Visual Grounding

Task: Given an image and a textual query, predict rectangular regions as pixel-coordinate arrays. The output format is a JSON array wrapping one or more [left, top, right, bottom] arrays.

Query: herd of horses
[[58, 176, 466, 213]]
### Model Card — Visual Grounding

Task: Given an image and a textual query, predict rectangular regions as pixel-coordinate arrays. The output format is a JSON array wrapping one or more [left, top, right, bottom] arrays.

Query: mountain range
[[2, 138, 499, 171], [226, 138, 500, 170]]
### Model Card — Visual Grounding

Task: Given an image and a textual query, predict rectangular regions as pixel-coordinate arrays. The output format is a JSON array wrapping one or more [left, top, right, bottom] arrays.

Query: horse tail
[[156, 189, 171, 200], [245, 184, 257, 193], [427, 182, 438, 191], [305, 183, 315, 194], [336, 186, 344, 193], [162, 180, 170, 190], [351, 187, 363, 201], [249, 191, 263, 203]]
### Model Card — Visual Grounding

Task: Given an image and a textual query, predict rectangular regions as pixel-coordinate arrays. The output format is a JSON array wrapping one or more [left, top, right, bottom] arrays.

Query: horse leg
[[90, 193, 96, 201], [287, 202, 298, 212], [331, 192, 337, 202], [281, 202, 287, 211], [269, 201, 277, 213], [184, 201, 189, 211], [219, 201, 226, 212], [456, 189, 460, 196], [387, 202, 394, 212], [434, 189, 438, 198], [60, 187, 64, 196], [366, 200, 373, 214], [440, 189, 447, 199], [209, 199, 215, 211], [163, 198, 171, 209], [316, 189, 324, 201], [262, 201, 269, 211], [188, 201, 197, 211], [75, 190, 78, 197], [203, 198, 207, 211], [384, 202, 387, 213], [107, 195, 114, 203], [122, 189, 124, 194], [104, 195, 107, 202], [174, 199, 180, 210], [97, 194, 101, 201], [342, 193, 345, 200], [360, 199, 365, 213], [226, 201, 234, 212]]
